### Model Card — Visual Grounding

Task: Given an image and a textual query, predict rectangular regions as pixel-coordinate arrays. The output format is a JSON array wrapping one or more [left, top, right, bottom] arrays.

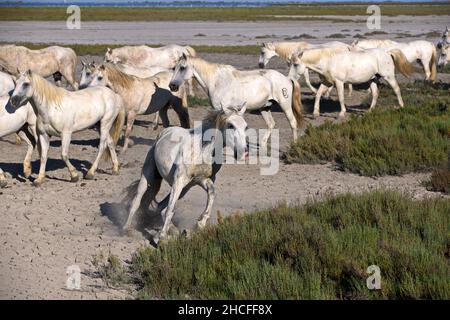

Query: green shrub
[[130, 190, 450, 300], [284, 82, 450, 176]]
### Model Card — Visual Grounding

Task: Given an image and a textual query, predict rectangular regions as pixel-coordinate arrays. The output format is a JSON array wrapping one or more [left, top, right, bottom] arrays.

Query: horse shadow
[[99, 201, 163, 240], [0, 157, 92, 182], [50, 138, 100, 148]]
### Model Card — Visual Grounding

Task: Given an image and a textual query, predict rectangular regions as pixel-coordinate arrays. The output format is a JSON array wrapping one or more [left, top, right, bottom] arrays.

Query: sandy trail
[[0, 51, 449, 299], [0, 15, 448, 45]]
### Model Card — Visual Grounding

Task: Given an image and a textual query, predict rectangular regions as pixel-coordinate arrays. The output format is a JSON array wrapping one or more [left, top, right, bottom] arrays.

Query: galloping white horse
[[0, 71, 15, 96], [169, 55, 303, 148], [259, 41, 352, 94], [81, 63, 190, 153], [0, 96, 37, 188], [0, 45, 78, 90], [123, 107, 248, 244], [351, 39, 437, 82], [10, 70, 124, 186], [104, 44, 197, 95], [289, 47, 415, 118]]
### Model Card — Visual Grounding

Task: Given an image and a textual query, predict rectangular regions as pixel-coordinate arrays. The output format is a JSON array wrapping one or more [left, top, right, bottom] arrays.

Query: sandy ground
[[1, 51, 448, 300], [0, 15, 448, 45]]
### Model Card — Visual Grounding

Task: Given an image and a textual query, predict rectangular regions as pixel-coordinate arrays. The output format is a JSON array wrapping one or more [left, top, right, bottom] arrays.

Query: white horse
[[0, 95, 37, 188], [258, 41, 353, 96], [437, 44, 450, 68], [123, 106, 248, 244], [10, 70, 125, 186], [169, 55, 303, 148], [0, 45, 78, 90], [81, 63, 190, 153], [80, 61, 169, 130], [0, 71, 15, 96], [288, 47, 415, 118], [351, 39, 437, 82], [104, 44, 196, 95]]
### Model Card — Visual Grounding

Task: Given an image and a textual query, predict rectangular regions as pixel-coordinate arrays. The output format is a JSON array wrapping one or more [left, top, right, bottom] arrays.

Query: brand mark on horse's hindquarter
[[282, 88, 288, 98]]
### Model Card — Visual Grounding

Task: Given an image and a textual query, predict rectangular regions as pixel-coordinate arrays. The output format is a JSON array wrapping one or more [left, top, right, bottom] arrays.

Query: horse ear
[[26, 69, 31, 76], [182, 52, 187, 60], [99, 64, 105, 70], [266, 42, 275, 50], [81, 60, 86, 67], [107, 47, 112, 53]]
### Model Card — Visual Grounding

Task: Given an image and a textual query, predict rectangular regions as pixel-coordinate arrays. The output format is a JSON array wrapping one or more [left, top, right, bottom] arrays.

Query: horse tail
[[291, 80, 303, 128], [389, 49, 415, 77], [102, 96, 125, 161], [181, 88, 191, 128], [429, 45, 437, 82], [184, 45, 197, 57]]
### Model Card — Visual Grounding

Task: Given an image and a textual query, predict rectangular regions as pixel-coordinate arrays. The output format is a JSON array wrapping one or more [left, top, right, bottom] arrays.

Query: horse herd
[[0, 28, 449, 242]]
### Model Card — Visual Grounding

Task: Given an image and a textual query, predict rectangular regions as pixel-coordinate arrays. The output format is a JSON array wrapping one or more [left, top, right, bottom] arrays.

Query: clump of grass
[[284, 82, 450, 176], [426, 168, 450, 195], [188, 96, 210, 107], [284, 33, 317, 40], [194, 33, 206, 37], [326, 33, 349, 39], [92, 253, 131, 289], [131, 190, 450, 300], [364, 31, 388, 36]]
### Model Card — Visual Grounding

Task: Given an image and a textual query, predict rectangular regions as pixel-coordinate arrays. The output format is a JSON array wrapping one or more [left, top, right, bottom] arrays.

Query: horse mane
[[202, 109, 231, 131], [273, 42, 309, 60], [300, 47, 342, 65], [103, 63, 135, 90], [30, 72, 64, 109], [189, 57, 235, 79]]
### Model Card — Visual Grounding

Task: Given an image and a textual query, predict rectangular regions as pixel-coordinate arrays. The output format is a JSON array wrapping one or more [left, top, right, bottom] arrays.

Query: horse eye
[[180, 66, 186, 71], [98, 76, 103, 81], [227, 123, 234, 130], [294, 64, 299, 67], [86, 72, 91, 76], [22, 83, 29, 88]]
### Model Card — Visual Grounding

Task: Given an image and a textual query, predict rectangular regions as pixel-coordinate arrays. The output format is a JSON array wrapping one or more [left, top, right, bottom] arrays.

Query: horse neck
[[29, 75, 55, 119], [190, 58, 224, 94], [105, 66, 135, 95]]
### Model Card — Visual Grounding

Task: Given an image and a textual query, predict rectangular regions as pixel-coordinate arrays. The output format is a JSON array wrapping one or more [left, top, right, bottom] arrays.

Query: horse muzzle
[[258, 62, 265, 69], [10, 95, 22, 108], [169, 83, 179, 92]]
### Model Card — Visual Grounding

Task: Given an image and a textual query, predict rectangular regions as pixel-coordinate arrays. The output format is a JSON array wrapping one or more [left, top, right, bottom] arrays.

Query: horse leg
[[157, 173, 189, 243], [303, 69, 317, 93], [278, 98, 298, 141], [0, 167, 6, 188], [152, 112, 160, 130], [159, 105, 170, 128], [384, 76, 404, 108], [33, 133, 50, 187], [260, 109, 275, 150], [368, 82, 379, 111], [347, 84, 353, 97], [324, 85, 334, 99], [85, 123, 110, 180], [60, 131, 80, 182], [106, 135, 120, 175], [15, 133, 22, 145], [53, 72, 63, 87], [123, 152, 162, 231], [420, 58, 431, 81], [122, 111, 136, 153], [335, 80, 346, 118], [197, 178, 215, 229], [18, 127, 35, 179], [313, 84, 328, 118], [171, 97, 190, 129]]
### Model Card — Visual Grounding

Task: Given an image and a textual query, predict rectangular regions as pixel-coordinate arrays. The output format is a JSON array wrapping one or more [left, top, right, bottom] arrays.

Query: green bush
[[131, 190, 450, 300], [284, 82, 450, 176]]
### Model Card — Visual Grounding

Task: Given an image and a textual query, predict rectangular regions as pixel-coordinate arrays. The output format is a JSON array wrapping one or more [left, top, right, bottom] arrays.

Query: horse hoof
[[33, 180, 43, 187], [70, 175, 80, 183], [313, 113, 320, 119], [85, 172, 94, 180], [112, 169, 119, 176], [23, 170, 32, 179], [337, 113, 346, 120], [196, 221, 207, 230], [0, 180, 7, 188]]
